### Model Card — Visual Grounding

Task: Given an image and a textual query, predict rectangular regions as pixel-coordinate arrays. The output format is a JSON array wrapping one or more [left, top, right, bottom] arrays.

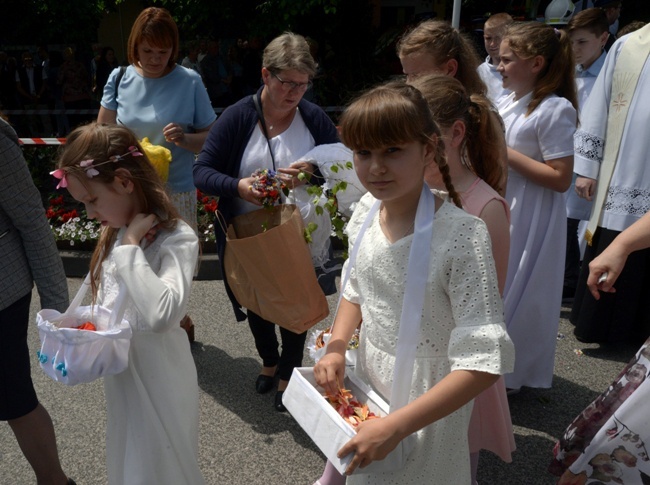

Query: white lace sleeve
[[443, 215, 515, 375], [573, 40, 623, 179]]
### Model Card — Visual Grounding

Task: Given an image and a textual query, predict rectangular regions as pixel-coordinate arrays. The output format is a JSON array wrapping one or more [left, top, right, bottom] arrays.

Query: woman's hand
[[575, 176, 597, 201], [278, 161, 316, 188], [123, 214, 158, 246], [163, 122, 186, 147], [313, 351, 346, 397], [237, 177, 264, 205], [338, 417, 403, 475], [587, 245, 628, 299]]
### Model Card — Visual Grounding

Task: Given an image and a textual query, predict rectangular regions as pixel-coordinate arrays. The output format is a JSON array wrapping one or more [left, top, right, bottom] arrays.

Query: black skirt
[[571, 227, 650, 344]]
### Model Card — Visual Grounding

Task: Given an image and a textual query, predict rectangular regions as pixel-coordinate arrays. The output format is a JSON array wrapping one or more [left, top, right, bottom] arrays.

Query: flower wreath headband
[[51, 146, 143, 190]]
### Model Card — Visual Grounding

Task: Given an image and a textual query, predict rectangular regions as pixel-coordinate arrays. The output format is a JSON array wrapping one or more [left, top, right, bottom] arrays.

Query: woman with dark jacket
[[0, 114, 73, 484], [194, 32, 338, 412]]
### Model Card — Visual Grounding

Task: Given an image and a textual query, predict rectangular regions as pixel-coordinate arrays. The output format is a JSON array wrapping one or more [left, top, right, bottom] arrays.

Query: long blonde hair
[[339, 81, 462, 208], [504, 22, 578, 116], [56, 122, 180, 298]]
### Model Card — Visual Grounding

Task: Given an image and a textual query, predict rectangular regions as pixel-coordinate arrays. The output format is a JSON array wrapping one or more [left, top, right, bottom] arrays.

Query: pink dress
[[461, 178, 516, 462]]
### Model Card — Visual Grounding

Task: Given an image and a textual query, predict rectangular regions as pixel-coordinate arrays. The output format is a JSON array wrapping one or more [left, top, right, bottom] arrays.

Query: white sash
[[337, 184, 436, 411]]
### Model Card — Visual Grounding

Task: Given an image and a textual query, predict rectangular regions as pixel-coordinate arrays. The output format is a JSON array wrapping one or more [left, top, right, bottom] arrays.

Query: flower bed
[[48, 190, 219, 250]]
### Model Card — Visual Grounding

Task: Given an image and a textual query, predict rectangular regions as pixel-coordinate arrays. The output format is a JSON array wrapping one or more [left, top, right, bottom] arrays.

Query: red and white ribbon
[[19, 138, 67, 145]]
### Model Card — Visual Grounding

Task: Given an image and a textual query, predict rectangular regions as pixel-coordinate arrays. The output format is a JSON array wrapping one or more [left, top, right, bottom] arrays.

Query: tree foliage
[[0, 0, 116, 48]]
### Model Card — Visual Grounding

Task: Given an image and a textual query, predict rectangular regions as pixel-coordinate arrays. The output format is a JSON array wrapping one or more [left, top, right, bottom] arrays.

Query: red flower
[[204, 200, 218, 213], [46, 208, 57, 219], [60, 210, 78, 222], [50, 195, 64, 206]]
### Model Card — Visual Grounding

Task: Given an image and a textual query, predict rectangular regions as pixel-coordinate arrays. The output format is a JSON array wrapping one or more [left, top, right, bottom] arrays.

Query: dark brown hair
[[567, 8, 610, 36]]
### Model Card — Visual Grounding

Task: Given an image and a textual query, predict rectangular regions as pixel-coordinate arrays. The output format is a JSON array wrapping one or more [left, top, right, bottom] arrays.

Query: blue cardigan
[[194, 89, 339, 320]]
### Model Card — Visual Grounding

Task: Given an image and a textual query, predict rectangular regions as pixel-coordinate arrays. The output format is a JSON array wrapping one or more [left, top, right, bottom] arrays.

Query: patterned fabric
[[0, 118, 68, 312], [574, 130, 605, 164], [604, 186, 650, 218], [170, 190, 197, 233], [551, 337, 650, 484]]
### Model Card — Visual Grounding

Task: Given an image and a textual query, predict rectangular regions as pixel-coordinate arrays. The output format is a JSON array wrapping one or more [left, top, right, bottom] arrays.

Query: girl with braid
[[313, 81, 514, 484], [411, 73, 514, 484]]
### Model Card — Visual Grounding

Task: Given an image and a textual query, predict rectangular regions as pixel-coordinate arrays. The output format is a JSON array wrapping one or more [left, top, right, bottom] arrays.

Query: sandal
[[180, 315, 195, 343]]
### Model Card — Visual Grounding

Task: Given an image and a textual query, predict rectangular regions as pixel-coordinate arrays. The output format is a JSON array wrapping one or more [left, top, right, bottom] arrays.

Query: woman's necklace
[[379, 206, 415, 240]]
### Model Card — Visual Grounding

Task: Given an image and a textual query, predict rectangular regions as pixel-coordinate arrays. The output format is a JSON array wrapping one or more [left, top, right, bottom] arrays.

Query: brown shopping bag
[[224, 204, 329, 333]]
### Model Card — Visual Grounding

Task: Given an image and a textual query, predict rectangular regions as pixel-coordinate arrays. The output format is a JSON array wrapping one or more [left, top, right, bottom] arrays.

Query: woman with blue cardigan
[[194, 32, 338, 412]]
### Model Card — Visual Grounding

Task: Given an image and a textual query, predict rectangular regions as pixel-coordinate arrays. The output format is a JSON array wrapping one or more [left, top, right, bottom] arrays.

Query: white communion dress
[[99, 221, 204, 485], [343, 193, 514, 485], [498, 92, 576, 390]]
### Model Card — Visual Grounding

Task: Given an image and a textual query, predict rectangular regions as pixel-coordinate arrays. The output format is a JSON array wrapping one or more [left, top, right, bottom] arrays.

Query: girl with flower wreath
[[53, 122, 204, 484]]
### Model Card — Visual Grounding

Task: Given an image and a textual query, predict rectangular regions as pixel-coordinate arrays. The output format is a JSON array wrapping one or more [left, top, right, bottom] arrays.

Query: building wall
[[97, 0, 142, 65]]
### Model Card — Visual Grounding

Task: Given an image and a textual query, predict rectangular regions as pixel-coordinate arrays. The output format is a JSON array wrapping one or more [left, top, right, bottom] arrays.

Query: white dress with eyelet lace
[[98, 220, 204, 485], [343, 193, 514, 485]]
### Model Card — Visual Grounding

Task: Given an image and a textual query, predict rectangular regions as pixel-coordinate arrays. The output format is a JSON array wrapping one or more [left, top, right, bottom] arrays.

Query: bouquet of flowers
[[250, 168, 285, 208], [196, 189, 218, 243]]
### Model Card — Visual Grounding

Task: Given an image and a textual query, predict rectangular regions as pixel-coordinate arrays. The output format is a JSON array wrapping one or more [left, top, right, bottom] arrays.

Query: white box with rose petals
[[282, 367, 415, 475]]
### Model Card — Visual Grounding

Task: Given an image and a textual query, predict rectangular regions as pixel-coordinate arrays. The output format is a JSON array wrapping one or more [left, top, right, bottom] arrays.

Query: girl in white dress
[[496, 22, 578, 391], [52, 123, 203, 485], [313, 81, 514, 484]]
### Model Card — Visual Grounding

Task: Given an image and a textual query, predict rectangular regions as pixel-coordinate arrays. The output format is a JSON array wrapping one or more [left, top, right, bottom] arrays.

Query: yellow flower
[[140, 137, 172, 182]]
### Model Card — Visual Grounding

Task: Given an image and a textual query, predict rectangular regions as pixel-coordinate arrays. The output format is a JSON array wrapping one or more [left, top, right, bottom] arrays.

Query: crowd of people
[[0, 34, 266, 138], [2, 2, 650, 484]]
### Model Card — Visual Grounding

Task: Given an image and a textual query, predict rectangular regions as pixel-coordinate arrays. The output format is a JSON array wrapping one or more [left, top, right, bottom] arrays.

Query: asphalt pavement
[[0, 277, 641, 485]]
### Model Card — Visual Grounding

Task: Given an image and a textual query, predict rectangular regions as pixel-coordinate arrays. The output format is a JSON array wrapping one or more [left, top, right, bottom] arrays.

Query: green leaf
[[315, 206, 324, 216], [330, 165, 339, 173], [345, 162, 354, 170], [306, 186, 321, 196]]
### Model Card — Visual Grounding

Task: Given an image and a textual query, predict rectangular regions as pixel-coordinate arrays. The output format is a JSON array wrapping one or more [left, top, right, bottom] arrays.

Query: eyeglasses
[[270, 71, 312, 92]]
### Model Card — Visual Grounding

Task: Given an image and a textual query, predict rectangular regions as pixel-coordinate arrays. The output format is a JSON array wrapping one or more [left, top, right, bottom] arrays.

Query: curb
[[60, 251, 223, 281]]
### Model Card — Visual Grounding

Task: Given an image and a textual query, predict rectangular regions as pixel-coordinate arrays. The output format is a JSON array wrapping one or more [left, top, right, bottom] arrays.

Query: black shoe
[[255, 374, 275, 394], [275, 391, 287, 412], [68, 479, 77, 485]]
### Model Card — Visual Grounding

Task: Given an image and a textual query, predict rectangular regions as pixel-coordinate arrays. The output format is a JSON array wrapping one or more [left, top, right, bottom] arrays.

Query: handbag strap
[[252, 93, 276, 170], [335, 185, 435, 411]]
